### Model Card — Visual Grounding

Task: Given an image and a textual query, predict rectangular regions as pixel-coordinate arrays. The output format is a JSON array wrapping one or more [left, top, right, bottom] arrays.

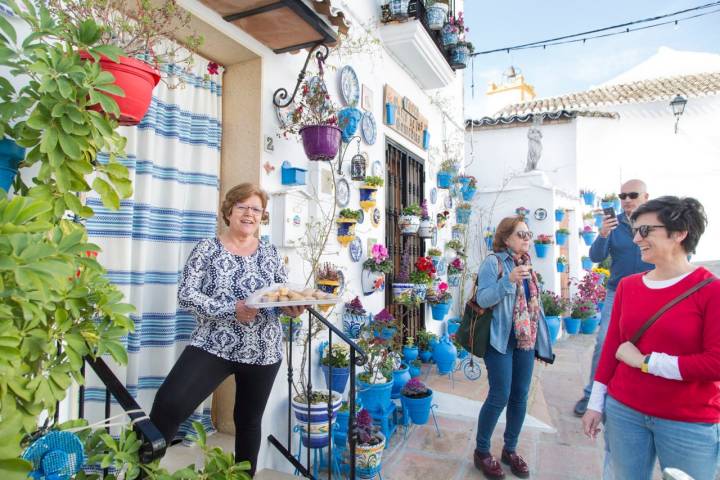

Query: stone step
[[255, 469, 298, 480]]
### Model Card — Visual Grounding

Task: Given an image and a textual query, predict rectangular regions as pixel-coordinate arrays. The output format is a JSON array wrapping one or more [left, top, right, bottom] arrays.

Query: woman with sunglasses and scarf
[[472, 216, 554, 479], [582, 196, 720, 480]]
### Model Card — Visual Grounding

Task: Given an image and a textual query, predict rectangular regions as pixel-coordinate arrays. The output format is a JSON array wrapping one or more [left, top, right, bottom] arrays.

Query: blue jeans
[[583, 288, 616, 398], [605, 395, 720, 480], [476, 334, 535, 453]]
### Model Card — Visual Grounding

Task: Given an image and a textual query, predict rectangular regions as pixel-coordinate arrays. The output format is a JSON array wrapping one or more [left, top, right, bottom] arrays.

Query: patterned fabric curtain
[[83, 57, 222, 442]]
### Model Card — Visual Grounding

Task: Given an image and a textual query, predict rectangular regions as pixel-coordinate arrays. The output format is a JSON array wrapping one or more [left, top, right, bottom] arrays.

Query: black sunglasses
[[632, 225, 665, 238], [516, 230, 534, 240], [619, 192, 640, 200]]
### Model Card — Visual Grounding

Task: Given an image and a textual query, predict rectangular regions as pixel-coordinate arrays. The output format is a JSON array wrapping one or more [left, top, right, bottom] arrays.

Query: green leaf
[[0, 458, 32, 480], [66, 159, 93, 176], [40, 127, 58, 154], [90, 45, 123, 63], [77, 19, 101, 45], [64, 192, 82, 213], [0, 13, 17, 45], [54, 165, 71, 193], [92, 177, 120, 210], [0, 346, 20, 361], [14, 199, 51, 224], [95, 91, 120, 118], [103, 340, 128, 365], [109, 177, 132, 199], [57, 133, 81, 158], [25, 110, 50, 130], [57, 78, 73, 99], [95, 84, 125, 97]]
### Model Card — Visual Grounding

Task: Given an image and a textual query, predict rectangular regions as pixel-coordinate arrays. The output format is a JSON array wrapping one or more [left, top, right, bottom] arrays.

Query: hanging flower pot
[[430, 299, 452, 321], [418, 218, 433, 238], [359, 185, 378, 211], [322, 365, 350, 394], [613, 198, 621, 212], [385, 102, 397, 125], [79, 52, 161, 126], [555, 209, 565, 222], [338, 107, 363, 143], [449, 42, 470, 69], [582, 230, 597, 246], [441, 23, 459, 48], [437, 170, 453, 189], [432, 334, 457, 374], [594, 213, 604, 229], [581, 256, 594, 270], [388, 0, 410, 18], [461, 185, 476, 201], [447, 274, 461, 287], [425, 3, 448, 30], [0, 138, 25, 193], [336, 218, 357, 247], [581, 191, 596, 206], [456, 207, 471, 225], [361, 268, 385, 295], [534, 243, 550, 258], [555, 230, 569, 246], [316, 279, 340, 296], [398, 215, 420, 234], [299, 125, 342, 161], [413, 283, 428, 302], [556, 261, 567, 273], [392, 282, 415, 304]]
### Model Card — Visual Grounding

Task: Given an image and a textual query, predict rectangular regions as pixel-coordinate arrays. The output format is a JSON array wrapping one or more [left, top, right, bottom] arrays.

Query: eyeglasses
[[234, 204, 264, 216], [619, 192, 640, 200], [515, 230, 534, 240], [632, 225, 665, 238]]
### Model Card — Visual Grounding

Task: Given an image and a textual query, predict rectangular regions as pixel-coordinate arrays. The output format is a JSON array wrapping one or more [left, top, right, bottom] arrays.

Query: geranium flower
[[207, 62, 219, 75]]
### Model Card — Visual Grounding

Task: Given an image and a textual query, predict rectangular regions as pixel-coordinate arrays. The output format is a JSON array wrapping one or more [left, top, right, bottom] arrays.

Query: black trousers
[[150, 346, 281, 476]]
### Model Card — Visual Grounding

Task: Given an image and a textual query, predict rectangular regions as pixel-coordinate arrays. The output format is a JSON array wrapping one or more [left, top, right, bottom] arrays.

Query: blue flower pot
[[457, 348, 468, 360], [582, 257, 593, 270], [430, 300, 452, 320], [388, 0, 410, 17], [385, 102, 396, 125], [441, 23, 458, 48], [281, 160, 307, 186], [422, 129, 430, 150], [437, 171, 452, 189], [555, 231, 569, 246], [450, 44, 469, 69], [545, 316, 561, 345], [447, 321, 459, 335], [613, 199, 621, 212], [357, 377, 394, 414], [281, 321, 302, 342], [375, 325, 397, 341], [401, 390, 433, 425], [456, 207, 471, 224], [555, 209, 565, 222], [564, 317, 581, 334], [322, 365, 350, 394], [461, 185, 476, 201], [409, 364, 422, 378], [413, 283, 428, 302], [582, 192, 596, 206], [392, 282, 414, 304], [581, 317, 600, 334], [342, 313, 368, 339], [432, 335, 457, 374], [582, 231, 597, 246], [430, 255, 442, 269], [594, 214, 604, 228], [0, 138, 25, 193], [425, 4, 446, 30], [428, 337, 439, 351], [391, 364, 411, 399], [419, 350, 433, 363], [534, 243, 550, 258], [447, 274, 461, 287], [556, 263, 566, 273], [402, 346, 419, 363], [458, 176, 472, 188]]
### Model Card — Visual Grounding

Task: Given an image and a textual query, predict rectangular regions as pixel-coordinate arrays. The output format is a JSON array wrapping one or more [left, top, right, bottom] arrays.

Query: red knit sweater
[[595, 267, 720, 423]]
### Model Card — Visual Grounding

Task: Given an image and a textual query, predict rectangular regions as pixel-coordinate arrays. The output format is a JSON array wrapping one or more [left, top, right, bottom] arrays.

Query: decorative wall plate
[[534, 208, 547, 221], [444, 195, 453, 209], [371, 207, 381, 227], [356, 209, 365, 224], [430, 187, 437, 204], [340, 65, 360, 106], [361, 111, 377, 145], [337, 270, 346, 295], [336, 178, 350, 207], [371, 160, 383, 177], [349, 237, 362, 262], [431, 228, 438, 247]]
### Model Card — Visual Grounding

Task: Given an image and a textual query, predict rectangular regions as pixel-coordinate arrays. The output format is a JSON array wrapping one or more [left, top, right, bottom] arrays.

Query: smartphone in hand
[[602, 206, 616, 219]]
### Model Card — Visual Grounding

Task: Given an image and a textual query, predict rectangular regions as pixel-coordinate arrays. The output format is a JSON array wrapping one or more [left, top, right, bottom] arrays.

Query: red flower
[[415, 256, 435, 274], [207, 62, 220, 75]]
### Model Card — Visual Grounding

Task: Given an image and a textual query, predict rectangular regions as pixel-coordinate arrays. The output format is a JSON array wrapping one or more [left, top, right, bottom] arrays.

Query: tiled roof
[[312, 0, 350, 36], [495, 72, 720, 117], [465, 110, 618, 129]]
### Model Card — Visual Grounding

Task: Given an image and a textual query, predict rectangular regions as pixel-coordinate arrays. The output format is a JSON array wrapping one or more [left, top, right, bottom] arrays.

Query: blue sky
[[463, 0, 720, 118]]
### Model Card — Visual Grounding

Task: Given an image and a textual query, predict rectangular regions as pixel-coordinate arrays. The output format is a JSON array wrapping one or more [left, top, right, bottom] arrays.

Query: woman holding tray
[[150, 183, 305, 477]]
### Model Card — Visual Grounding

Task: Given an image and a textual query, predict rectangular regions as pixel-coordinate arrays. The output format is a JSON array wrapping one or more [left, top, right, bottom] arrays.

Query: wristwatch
[[640, 354, 651, 373]]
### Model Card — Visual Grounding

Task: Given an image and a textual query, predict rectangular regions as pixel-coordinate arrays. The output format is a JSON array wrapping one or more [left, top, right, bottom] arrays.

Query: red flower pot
[[80, 53, 161, 126], [299, 125, 341, 161]]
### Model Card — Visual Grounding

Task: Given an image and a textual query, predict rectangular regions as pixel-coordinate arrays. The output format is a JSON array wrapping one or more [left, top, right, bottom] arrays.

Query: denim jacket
[[475, 250, 554, 362]]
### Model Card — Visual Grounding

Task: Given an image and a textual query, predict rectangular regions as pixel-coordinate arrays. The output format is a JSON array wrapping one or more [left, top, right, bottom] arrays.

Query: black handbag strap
[[630, 277, 715, 345]]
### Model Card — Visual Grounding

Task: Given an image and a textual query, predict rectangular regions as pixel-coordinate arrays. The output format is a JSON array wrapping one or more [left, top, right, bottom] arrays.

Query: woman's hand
[[615, 341, 644, 369], [235, 300, 259, 324], [509, 265, 532, 284], [280, 305, 307, 317], [582, 410, 603, 439]]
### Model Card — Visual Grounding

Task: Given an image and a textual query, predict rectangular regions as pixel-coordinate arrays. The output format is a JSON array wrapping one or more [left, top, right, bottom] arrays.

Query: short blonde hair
[[492, 216, 526, 252], [221, 183, 269, 226]]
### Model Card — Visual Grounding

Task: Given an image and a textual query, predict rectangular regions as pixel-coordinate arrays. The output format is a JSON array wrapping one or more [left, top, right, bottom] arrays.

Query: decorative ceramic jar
[[425, 3, 448, 30], [398, 214, 420, 234]]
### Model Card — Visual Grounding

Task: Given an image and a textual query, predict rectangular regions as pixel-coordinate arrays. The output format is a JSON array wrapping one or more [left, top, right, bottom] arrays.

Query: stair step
[[255, 469, 297, 480]]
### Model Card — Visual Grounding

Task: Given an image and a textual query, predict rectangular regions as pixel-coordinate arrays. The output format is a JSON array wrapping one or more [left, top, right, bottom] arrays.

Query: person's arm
[[476, 255, 515, 308], [675, 285, 720, 382], [177, 240, 236, 322], [594, 280, 625, 386]]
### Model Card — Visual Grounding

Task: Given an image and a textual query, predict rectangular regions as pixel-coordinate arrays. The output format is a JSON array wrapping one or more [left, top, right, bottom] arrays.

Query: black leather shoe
[[574, 397, 589, 417]]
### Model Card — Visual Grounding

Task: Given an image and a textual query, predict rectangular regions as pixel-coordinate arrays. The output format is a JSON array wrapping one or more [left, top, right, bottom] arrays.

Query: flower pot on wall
[[343, 312, 368, 339], [430, 300, 452, 321], [450, 43, 469, 69], [299, 125, 342, 161], [425, 3, 448, 30], [461, 186, 476, 201], [281, 161, 307, 186], [336, 218, 357, 247], [556, 262, 567, 273], [361, 269, 385, 295], [359, 185, 378, 211], [441, 23, 458, 48], [398, 214, 420, 234], [392, 282, 414, 304], [534, 243, 550, 258], [0, 138, 25, 193], [422, 129, 430, 150], [581, 257, 593, 270], [413, 283, 428, 302], [385, 102, 397, 125], [582, 231, 597, 246], [418, 218, 433, 238], [79, 52, 161, 126], [437, 171, 452, 189], [582, 192, 596, 206], [555, 231, 569, 246], [555, 209, 565, 222], [322, 365, 350, 394], [388, 0, 410, 18], [456, 207, 471, 225], [447, 274, 461, 287]]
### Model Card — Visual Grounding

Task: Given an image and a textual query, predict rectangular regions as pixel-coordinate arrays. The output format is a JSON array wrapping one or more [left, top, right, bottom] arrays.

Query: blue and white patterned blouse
[[178, 237, 287, 365]]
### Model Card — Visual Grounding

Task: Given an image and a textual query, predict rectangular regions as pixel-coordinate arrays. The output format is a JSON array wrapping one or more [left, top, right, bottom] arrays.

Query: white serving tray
[[245, 283, 342, 309]]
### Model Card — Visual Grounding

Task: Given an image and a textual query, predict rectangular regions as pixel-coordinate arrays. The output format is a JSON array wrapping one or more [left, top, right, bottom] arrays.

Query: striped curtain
[[83, 57, 222, 442]]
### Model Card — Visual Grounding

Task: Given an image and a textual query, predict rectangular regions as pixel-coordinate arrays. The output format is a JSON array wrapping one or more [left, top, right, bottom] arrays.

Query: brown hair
[[492, 216, 526, 252], [221, 183, 269, 226]]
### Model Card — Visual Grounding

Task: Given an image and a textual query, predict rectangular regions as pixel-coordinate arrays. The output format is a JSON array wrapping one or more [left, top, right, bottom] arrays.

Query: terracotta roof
[[495, 72, 720, 117], [465, 110, 618, 129], [312, 0, 350, 36]]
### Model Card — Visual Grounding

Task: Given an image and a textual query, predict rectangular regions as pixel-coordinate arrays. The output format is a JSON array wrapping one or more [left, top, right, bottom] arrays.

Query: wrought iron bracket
[[273, 43, 330, 109]]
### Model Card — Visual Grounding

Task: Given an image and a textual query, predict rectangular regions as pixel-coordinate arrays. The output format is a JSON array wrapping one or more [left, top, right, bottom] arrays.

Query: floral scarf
[[512, 253, 541, 350]]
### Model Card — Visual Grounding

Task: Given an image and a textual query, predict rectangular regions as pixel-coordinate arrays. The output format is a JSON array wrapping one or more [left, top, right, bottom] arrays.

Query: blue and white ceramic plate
[[361, 111, 377, 145], [337, 270, 346, 295], [371, 207, 381, 227], [336, 178, 350, 207], [444, 195, 453, 209], [357, 209, 364, 224], [340, 65, 360, 106], [430, 187, 437, 204], [349, 237, 362, 262], [371, 160, 383, 177], [431, 228, 438, 247], [308, 76, 332, 115]]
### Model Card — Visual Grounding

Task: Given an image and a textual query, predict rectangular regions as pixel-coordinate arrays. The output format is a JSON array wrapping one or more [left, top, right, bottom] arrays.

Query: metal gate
[[385, 139, 425, 339]]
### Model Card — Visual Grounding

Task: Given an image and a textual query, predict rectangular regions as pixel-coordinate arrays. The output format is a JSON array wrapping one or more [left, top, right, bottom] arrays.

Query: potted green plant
[[49, 0, 204, 125], [336, 208, 361, 247], [321, 343, 350, 394], [315, 262, 341, 310], [399, 203, 422, 234], [533, 234, 554, 258], [427, 282, 453, 320], [556, 255, 569, 273], [418, 199, 434, 238], [402, 336, 419, 363], [601, 192, 620, 212], [445, 239, 464, 257], [566, 296, 596, 334], [456, 201, 472, 224], [362, 243, 391, 295], [410, 256, 436, 302], [360, 175, 384, 211], [427, 247, 443, 268], [540, 291, 567, 344], [447, 256, 464, 286], [580, 188, 596, 206], [555, 227, 570, 246], [392, 248, 415, 306], [416, 330, 437, 363], [437, 159, 459, 188], [580, 225, 598, 246]]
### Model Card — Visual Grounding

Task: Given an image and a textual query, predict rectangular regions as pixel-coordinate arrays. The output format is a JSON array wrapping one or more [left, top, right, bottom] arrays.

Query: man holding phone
[[573, 179, 654, 417]]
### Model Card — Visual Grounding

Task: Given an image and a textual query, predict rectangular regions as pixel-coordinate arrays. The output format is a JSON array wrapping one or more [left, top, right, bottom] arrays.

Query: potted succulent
[[556, 255, 569, 273], [47, 0, 204, 125], [392, 248, 415, 306], [409, 358, 423, 378], [445, 239, 464, 258], [418, 199, 434, 238], [555, 208, 566, 222], [456, 201, 472, 224], [540, 291, 567, 345], [447, 257, 464, 287], [400, 378, 434, 424], [427, 282, 453, 320], [336, 208, 361, 247], [402, 336, 419, 363], [342, 296, 369, 339], [428, 247, 443, 268], [399, 203, 422, 234], [360, 175, 384, 211], [580, 225, 598, 246], [416, 330, 437, 363], [460, 174, 477, 201], [352, 409, 386, 479], [437, 159, 459, 188], [362, 243, 392, 295], [555, 227, 570, 246], [280, 314, 303, 342], [580, 188, 596, 206], [321, 343, 351, 394], [425, 0, 449, 30], [533, 234, 554, 258], [410, 256, 436, 302]]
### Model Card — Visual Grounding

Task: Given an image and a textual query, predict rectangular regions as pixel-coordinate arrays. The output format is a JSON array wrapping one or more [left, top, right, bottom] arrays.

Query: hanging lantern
[[351, 152, 367, 181]]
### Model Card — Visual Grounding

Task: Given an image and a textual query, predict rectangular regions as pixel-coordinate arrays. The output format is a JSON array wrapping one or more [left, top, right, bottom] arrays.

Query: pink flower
[[371, 244, 389, 263], [438, 282, 449, 293], [207, 62, 220, 75]]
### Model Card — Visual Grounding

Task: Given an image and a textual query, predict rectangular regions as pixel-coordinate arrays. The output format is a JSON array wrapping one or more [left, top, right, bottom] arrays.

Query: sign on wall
[[383, 85, 428, 150]]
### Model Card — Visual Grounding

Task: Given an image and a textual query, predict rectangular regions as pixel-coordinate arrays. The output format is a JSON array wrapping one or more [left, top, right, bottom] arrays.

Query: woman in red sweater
[[582, 196, 719, 480]]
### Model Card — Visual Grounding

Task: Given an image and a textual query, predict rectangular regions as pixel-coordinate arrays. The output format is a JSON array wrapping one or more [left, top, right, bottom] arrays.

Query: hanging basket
[[456, 207, 471, 225], [79, 52, 160, 126], [299, 125, 341, 161], [437, 171, 453, 189], [450, 43, 469, 69]]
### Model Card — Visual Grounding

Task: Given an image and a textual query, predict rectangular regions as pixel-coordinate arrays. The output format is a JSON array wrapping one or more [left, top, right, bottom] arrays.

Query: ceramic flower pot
[[564, 317, 581, 334], [456, 207, 471, 225], [391, 364, 411, 399], [425, 3, 447, 29], [450, 43, 469, 69], [441, 23, 458, 48], [401, 389, 433, 424], [556, 262, 567, 273], [555, 209, 565, 222], [555, 231, 569, 246], [361, 269, 385, 295], [581, 316, 600, 334], [402, 346, 419, 363], [359, 185, 378, 211], [321, 365, 350, 394], [447, 274, 461, 287], [545, 316, 561, 345], [582, 231, 597, 246], [357, 377, 393, 414], [430, 300, 452, 321], [534, 243, 550, 258], [582, 257, 594, 270], [342, 312, 368, 339], [461, 185, 476, 201], [432, 334, 457, 374], [418, 218, 433, 238], [388, 0, 410, 18], [398, 214, 420, 234], [299, 125, 342, 161], [336, 218, 357, 247], [392, 282, 414, 304], [0, 138, 25, 193], [355, 432, 386, 479], [413, 283, 428, 302], [437, 170, 453, 189], [582, 192, 596, 206]]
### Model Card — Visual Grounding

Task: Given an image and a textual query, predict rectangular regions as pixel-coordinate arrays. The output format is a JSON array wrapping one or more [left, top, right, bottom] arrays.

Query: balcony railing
[[408, 1, 458, 71]]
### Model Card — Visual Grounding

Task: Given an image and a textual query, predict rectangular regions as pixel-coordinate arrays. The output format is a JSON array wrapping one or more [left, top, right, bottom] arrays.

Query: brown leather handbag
[[456, 255, 502, 358]]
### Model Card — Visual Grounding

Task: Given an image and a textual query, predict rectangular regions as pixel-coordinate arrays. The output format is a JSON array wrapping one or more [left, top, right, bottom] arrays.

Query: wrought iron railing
[[268, 307, 367, 479]]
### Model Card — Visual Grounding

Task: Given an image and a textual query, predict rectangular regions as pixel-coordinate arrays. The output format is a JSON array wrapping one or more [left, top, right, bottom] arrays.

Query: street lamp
[[670, 94, 687, 134]]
